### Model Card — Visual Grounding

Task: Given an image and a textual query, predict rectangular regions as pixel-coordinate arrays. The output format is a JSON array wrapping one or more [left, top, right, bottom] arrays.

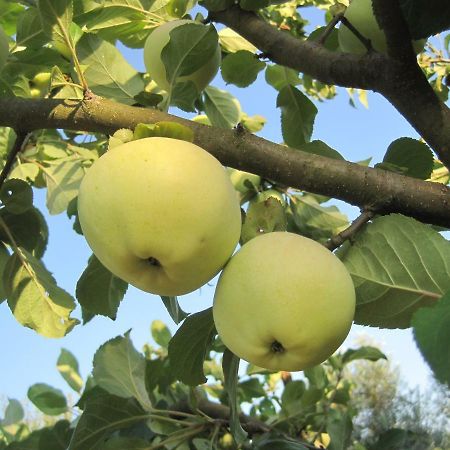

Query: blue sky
[[0, 6, 442, 406]]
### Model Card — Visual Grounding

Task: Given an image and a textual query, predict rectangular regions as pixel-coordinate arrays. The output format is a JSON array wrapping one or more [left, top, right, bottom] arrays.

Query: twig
[[0, 131, 30, 189], [317, 13, 343, 46], [324, 209, 375, 251], [340, 16, 372, 52]]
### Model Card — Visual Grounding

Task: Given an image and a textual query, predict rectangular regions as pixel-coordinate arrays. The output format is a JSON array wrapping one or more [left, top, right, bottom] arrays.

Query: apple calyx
[[147, 256, 161, 267], [271, 340, 285, 354]]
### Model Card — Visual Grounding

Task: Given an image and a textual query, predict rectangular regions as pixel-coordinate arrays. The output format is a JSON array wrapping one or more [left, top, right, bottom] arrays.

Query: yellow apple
[[144, 20, 221, 92], [77, 137, 241, 296], [227, 168, 261, 194], [338, 0, 425, 55], [213, 232, 355, 372]]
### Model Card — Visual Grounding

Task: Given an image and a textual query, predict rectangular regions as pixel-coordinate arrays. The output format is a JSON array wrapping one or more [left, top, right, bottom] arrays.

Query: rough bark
[[209, 6, 450, 170], [1, 96, 449, 228]]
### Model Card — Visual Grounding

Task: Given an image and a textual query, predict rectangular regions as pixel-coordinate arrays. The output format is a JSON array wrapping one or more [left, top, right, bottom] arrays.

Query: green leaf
[[381, 137, 434, 179], [297, 140, 344, 160], [222, 349, 247, 444], [218, 27, 257, 53], [342, 346, 387, 364], [0, 127, 15, 160], [240, 113, 266, 133], [291, 194, 348, 242], [0, 179, 33, 214], [170, 80, 199, 112], [15, 7, 48, 50], [241, 197, 287, 244], [133, 122, 194, 142], [0, 399, 24, 426], [204, 86, 241, 128], [255, 436, 308, 449], [161, 296, 189, 324], [76, 254, 128, 321], [36, 420, 72, 450], [44, 158, 85, 215], [3, 248, 78, 338], [281, 380, 306, 416], [151, 320, 172, 348], [307, 26, 339, 51], [412, 290, 450, 385], [92, 332, 151, 410], [0, 207, 47, 256], [221, 50, 265, 88], [327, 409, 352, 450], [276, 85, 318, 147], [238, 378, 266, 401], [168, 307, 216, 386], [265, 64, 300, 91], [76, 34, 145, 105], [304, 365, 328, 390], [145, 357, 176, 394], [99, 437, 150, 450], [9, 163, 40, 184], [57, 348, 83, 393], [37, 0, 73, 60], [27, 383, 67, 416], [0, 242, 9, 303], [67, 388, 146, 450], [399, 0, 450, 39], [161, 23, 218, 91], [340, 214, 450, 328], [0, 0, 24, 35]]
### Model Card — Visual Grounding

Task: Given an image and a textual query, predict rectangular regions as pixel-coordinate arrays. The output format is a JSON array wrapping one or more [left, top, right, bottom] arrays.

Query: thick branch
[[0, 97, 449, 228], [371, 0, 416, 60], [209, 6, 450, 170]]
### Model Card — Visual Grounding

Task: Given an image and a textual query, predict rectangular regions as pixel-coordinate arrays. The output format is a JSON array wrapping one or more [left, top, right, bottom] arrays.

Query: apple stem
[[271, 340, 285, 354], [340, 16, 373, 52]]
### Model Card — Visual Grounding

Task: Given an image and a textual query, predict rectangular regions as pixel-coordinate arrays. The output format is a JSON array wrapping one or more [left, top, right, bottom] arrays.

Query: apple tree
[[0, 0, 449, 449]]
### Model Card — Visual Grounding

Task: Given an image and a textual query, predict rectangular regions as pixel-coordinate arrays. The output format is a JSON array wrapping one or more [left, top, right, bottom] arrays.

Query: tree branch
[[0, 96, 449, 228], [324, 210, 375, 251], [0, 131, 29, 189], [208, 6, 450, 170]]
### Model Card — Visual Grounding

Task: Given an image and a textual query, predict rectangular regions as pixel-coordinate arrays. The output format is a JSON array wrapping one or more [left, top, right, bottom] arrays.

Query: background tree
[[0, 0, 449, 448]]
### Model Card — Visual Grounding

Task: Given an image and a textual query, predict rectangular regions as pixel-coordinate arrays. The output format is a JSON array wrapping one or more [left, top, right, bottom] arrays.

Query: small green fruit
[[144, 20, 220, 92], [30, 88, 42, 98], [338, 0, 425, 55], [32, 72, 51, 90]]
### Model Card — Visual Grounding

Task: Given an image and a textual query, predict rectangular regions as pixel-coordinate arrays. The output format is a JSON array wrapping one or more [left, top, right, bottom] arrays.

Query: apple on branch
[[213, 232, 356, 372], [144, 19, 221, 93], [77, 137, 242, 296], [338, 0, 425, 55]]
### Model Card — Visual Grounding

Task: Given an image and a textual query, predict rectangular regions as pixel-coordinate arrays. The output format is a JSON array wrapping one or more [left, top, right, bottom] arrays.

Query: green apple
[[227, 168, 261, 194], [144, 20, 220, 92], [338, 0, 425, 55], [32, 72, 51, 90], [213, 232, 355, 372], [30, 87, 42, 98], [0, 26, 8, 71], [78, 137, 241, 296]]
